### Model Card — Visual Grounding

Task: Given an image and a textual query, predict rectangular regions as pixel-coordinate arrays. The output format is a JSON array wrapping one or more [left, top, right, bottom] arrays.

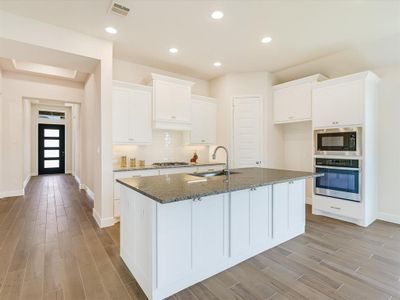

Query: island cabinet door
[[230, 189, 251, 259], [156, 200, 193, 289], [230, 186, 272, 262], [192, 194, 227, 275], [272, 182, 290, 242], [288, 180, 306, 229], [272, 180, 306, 244], [250, 186, 272, 249]]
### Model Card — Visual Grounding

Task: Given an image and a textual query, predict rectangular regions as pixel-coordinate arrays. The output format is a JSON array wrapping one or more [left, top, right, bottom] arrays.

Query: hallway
[[0, 175, 142, 300], [1, 175, 400, 300]]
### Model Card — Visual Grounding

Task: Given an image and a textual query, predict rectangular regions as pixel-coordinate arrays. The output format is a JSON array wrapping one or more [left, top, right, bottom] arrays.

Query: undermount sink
[[190, 170, 240, 178]]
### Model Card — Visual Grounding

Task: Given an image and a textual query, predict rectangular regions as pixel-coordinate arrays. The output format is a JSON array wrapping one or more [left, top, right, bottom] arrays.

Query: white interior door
[[233, 96, 262, 168]]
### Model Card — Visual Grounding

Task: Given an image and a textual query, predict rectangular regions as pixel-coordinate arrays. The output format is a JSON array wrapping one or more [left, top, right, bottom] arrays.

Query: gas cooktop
[[152, 162, 190, 167]]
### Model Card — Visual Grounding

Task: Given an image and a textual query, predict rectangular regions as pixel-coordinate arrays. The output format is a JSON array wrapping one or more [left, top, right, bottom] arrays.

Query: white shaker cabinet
[[312, 77, 364, 128], [272, 180, 305, 244], [192, 194, 227, 275], [120, 178, 307, 300], [152, 73, 194, 131], [230, 186, 272, 262], [273, 74, 326, 124], [112, 81, 152, 144], [184, 96, 217, 145], [156, 193, 227, 292], [113, 169, 160, 217]]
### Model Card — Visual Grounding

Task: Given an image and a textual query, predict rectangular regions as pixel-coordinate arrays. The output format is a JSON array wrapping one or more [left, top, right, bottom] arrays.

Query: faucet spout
[[212, 146, 230, 175]]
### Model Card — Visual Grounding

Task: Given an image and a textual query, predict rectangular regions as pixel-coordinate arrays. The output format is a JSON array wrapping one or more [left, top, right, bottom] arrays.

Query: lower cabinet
[[230, 186, 272, 262], [156, 193, 227, 293], [120, 179, 306, 300], [272, 180, 305, 243]]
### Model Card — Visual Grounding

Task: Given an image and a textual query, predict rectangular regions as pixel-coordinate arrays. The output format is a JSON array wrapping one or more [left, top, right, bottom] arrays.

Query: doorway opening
[[38, 123, 65, 175]]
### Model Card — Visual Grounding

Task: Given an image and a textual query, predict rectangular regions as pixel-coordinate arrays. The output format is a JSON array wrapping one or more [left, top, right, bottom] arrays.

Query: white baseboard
[[0, 190, 24, 198], [378, 212, 400, 225], [31, 172, 38, 176], [79, 183, 95, 200], [92, 208, 115, 228], [23, 176, 31, 194], [74, 175, 81, 185], [306, 196, 312, 205]]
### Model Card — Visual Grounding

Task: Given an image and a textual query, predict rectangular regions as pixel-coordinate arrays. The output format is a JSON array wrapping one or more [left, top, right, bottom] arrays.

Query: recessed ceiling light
[[105, 26, 118, 34], [211, 11, 224, 20], [213, 62, 222, 67], [261, 36, 272, 44], [169, 47, 179, 54]]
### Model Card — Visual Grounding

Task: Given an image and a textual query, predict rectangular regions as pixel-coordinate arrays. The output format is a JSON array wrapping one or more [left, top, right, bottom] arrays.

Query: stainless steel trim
[[314, 127, 362, 156], [315, 187, 361, 202], [315, 165, 360, 171]]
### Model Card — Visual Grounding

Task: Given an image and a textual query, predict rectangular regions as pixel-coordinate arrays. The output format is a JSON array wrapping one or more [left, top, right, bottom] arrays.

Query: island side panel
[[120, 185, 156, 298]]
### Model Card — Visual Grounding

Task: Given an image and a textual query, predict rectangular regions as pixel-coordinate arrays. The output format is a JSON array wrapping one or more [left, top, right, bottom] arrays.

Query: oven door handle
[[315, 165, 360, 171]]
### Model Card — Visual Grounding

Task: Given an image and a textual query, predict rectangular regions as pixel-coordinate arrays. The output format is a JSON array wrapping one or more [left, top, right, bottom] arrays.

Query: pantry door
[[233, 96, 263, 168], [38, 124, 65, 175]]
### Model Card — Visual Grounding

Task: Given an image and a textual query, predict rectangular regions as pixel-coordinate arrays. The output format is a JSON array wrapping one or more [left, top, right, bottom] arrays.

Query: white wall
[[81, 73, 97, 194], [281, 122, 313, 201], [1, 71, 83, 196], [210, 72, 284, 169], [113, 58, 210, 96], [374, 65, 400, 222], [0, 67, 3, 194]]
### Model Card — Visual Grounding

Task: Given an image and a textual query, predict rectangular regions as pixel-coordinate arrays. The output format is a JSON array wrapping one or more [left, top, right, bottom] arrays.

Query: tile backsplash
[[113, 130, 212, 165]]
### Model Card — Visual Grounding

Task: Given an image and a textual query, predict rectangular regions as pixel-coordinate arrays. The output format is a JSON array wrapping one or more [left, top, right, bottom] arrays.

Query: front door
[[38, 124, 65, 175]]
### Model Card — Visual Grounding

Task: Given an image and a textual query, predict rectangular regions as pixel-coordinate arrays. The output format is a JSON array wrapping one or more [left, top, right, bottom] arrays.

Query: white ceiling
[[0, 0, 399, 80]]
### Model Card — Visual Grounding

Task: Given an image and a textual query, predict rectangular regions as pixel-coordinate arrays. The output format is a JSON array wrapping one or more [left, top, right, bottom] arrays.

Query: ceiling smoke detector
[[109, 1, 130, 16]]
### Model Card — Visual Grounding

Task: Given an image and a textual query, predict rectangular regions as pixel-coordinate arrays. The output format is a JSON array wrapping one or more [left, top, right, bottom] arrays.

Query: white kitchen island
[[117, 168, 319, 300]]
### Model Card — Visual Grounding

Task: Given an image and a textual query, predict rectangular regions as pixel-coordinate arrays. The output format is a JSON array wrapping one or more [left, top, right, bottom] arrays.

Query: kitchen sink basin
[[190, 170, 240, 178]]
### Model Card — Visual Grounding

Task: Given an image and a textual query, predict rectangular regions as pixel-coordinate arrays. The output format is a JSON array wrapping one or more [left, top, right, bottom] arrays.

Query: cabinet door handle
[[171, 115, 176, 119], [330, 206, 341, 210], [201, 139, 205, 143]]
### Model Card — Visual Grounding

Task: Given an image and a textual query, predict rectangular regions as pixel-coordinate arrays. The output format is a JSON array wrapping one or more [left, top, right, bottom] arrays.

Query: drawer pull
[[330, 206, 341, 210]]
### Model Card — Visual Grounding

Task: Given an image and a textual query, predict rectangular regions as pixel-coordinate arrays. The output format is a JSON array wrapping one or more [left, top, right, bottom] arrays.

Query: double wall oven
[[314, 127, 362, 202]]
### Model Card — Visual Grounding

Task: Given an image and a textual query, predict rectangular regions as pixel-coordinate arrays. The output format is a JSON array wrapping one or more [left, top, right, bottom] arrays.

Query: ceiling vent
[[109, 1, 130, 16]]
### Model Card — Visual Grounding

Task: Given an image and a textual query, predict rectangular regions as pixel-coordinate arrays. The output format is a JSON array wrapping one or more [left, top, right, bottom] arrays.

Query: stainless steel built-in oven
[[315, 128, 361, 156], [315, 158, 361, 202]]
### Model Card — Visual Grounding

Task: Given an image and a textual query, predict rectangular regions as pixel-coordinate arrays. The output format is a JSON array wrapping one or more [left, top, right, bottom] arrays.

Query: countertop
[[113, 162, 225, 172], [116, 167, 322, 204]]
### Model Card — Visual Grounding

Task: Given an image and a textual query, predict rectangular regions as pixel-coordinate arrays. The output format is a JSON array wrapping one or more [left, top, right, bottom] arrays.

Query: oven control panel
[[315, 158, 359, 168]]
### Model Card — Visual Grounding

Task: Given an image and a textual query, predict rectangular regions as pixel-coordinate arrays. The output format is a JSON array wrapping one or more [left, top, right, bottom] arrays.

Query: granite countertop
[[113, 162, 225, 172], [116, 167, 323, 204]]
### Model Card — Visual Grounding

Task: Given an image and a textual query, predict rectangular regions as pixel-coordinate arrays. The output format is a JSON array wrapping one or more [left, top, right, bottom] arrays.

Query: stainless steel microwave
[[314, 127, 361, 156]]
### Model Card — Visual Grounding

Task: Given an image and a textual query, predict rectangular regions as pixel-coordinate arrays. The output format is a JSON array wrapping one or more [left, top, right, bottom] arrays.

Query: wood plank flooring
[[0, 174, 399, 300]]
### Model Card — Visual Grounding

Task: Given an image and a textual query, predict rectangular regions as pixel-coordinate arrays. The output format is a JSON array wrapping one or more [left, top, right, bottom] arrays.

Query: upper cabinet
[[312, 72, 378, 128], [152, 73, 194, 131], [112, 81, 152, 144], [313, 72, 376, 128], [184, 95, 217, 145], [273, 74, 327, 124]]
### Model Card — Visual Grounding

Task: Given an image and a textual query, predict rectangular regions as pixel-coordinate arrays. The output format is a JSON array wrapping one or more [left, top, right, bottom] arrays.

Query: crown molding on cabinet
[[313, 71, 380, 89], [112, 80, 152, 91], [151, 73, 195, 87], [273, 74, 328, 90]]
